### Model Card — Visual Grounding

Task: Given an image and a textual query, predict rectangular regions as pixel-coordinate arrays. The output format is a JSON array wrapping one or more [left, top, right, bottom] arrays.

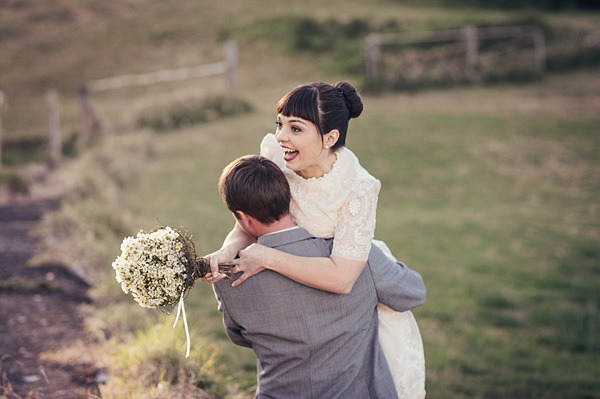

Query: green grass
[[108, 68, 600, 397], [353, 81, 600, 397]]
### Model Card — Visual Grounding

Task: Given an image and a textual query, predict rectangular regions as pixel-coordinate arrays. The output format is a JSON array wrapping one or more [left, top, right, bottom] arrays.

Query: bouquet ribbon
[[173, 293, 191, 358]]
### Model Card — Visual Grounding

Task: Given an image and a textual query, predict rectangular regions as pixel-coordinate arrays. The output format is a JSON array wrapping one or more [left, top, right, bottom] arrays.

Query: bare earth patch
[[0, 197, 102, 399]]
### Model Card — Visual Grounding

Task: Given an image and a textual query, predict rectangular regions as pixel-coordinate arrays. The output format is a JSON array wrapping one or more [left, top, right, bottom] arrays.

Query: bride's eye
[[275, 121, 282, 129], [291, 126, 302, 133]]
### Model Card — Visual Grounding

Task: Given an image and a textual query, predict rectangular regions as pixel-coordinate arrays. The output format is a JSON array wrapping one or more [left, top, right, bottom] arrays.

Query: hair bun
[[334, 81, 363, 119]]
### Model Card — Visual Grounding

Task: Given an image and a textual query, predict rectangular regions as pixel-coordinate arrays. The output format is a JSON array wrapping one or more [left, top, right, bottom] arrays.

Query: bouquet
[[112, 225, 235, 309], [112, 225, 236, 357]]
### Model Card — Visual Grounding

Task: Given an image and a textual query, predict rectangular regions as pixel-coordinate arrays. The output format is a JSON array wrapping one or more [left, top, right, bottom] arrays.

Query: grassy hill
[[2, 1, 599, 398], [1, 1, 598, 143]]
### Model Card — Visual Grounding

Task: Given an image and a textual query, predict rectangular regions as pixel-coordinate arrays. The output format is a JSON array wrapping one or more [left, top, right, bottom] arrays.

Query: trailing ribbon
[[173, 292, 191, 358]]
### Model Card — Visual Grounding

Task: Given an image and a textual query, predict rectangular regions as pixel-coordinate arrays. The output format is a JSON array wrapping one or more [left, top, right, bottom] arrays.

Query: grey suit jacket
[[213, 227, 426, 399]]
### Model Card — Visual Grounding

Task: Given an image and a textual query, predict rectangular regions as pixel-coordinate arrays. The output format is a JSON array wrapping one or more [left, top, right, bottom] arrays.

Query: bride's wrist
[[264, 246, 284, 272], [217, 245, 237, 262]]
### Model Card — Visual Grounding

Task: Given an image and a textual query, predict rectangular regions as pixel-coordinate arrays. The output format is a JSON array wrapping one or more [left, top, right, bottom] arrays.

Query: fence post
[[531, 28, 547, 72], [78, 84, 98, 150], [46, 89, 62, 166], [224, 40, 238, 97], [364, 34, 381, 83], [0, 91, 4, 168], [462, 25, 478, 72]]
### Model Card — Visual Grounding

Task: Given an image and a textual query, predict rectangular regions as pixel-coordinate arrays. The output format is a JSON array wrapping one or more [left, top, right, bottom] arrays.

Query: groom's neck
[[257, 214, 296, 237]]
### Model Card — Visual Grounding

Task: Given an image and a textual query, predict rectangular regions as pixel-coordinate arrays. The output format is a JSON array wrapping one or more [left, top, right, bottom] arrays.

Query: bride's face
[[275, 114, 334, 179]]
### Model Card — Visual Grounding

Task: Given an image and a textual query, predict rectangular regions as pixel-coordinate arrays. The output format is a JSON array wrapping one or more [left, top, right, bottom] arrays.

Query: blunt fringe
[[276, 82, 363, 149]]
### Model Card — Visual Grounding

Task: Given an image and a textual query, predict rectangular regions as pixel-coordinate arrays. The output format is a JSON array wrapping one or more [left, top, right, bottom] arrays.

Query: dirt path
[[0, 198, 101, 399]]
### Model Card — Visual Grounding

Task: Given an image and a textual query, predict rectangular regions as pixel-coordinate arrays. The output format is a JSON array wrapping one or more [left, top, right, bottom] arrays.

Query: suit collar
[[258, 226, 313, 248]]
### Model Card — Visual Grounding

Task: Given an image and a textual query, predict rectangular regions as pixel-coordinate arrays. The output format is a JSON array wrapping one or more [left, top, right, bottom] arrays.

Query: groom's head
[[219, 155, 291, 226]]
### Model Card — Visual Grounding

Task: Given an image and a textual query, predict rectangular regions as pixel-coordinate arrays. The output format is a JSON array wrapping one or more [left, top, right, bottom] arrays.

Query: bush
[[363, 17, 600, 93], [137, 96, 253, 132], [0, 169, 30, 195], [30, 133, 153, 283], [441, 0, 600, 10]]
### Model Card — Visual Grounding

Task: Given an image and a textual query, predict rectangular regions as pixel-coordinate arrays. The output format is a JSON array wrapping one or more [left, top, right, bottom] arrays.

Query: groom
[[211, 155, 426, 399]]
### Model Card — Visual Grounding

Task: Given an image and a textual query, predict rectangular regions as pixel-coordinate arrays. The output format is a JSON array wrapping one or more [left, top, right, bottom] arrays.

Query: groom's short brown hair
[[219, 155, 291, 225]]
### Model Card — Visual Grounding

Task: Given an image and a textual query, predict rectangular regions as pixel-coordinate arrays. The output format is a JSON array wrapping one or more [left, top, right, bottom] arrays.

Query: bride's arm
[[232, 245, 366, 295], [230, 176, 380, 293], [202, 220, 256, 282]]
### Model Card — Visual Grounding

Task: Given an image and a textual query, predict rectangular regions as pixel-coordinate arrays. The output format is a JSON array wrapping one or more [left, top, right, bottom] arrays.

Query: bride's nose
[[275, 128, 288, 142]]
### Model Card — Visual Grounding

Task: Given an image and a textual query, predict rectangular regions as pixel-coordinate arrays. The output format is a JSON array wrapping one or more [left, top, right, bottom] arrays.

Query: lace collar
[[284, 148, 349, 183]]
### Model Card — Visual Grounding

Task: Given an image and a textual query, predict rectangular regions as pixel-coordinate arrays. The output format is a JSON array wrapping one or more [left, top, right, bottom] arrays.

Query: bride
[[204, 81, 426, 398]]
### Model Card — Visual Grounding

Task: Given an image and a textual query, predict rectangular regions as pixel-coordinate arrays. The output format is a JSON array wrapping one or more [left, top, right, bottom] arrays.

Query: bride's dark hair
[[276, 81, 363, 149]]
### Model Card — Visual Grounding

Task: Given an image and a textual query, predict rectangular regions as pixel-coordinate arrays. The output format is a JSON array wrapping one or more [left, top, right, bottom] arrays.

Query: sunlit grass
[[99, 319, 251, 399], [31, 65, 599, 397], [107, 69, 600, 397]]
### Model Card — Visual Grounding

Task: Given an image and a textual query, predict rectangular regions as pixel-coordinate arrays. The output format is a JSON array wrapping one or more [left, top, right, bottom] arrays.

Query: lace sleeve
[[260, 133, 285, 170], [332, 178, 381, 261]]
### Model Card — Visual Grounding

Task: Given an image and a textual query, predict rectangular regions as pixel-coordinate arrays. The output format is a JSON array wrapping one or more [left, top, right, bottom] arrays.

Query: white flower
[[112, 226, 191, 308]]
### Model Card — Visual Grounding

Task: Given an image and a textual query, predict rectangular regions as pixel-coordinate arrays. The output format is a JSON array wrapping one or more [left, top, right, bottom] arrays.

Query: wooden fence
[[364, 25, 546, 83], [0, 91, 4, 167], [46, 89, 62, 166], [86, 40, 238, 94], [0, 41, 238, 168]]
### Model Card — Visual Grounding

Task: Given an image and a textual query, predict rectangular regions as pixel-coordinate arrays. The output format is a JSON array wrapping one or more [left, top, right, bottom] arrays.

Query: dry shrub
[[98, 321, 241, 399], [30, 132, 153, 284], [137, 96, 253, 132]]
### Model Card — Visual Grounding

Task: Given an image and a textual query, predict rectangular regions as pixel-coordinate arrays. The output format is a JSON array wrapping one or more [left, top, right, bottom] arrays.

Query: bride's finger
[[231, 272, 249, 287], [203, 273, 225, 283], [209, 255, 220, 276]]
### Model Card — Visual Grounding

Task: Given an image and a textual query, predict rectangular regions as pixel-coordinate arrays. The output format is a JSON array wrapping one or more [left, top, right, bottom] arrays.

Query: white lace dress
[[261, 133, 426, 398]]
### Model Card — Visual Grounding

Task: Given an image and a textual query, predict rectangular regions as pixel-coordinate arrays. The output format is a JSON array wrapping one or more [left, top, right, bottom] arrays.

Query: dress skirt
[[373, 240, 426, 399]]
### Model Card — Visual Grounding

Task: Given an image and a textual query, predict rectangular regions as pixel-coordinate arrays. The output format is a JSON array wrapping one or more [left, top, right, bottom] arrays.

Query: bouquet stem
[[195, 258, 237, 279]]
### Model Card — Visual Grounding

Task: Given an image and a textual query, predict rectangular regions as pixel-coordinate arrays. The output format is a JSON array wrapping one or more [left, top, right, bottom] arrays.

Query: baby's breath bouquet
[[112, 225, 234, 309], [113, 225, 235, 357]]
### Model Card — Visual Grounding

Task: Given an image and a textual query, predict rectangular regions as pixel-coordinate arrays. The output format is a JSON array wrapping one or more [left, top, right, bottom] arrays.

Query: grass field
[[110, 69, 598, 398], [2, 1, 599, 397]]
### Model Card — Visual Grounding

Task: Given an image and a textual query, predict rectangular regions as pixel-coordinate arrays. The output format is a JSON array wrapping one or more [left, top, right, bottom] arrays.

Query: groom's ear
[[233, 211, 244, 222], [236, 211, 259, 238], [236, 211, 249, 223], [237, 211, 256, 229]]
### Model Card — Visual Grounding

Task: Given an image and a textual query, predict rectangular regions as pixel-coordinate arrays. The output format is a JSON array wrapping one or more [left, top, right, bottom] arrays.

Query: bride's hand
[[230, 243, 271, 287], [202, 248, 236, 283]]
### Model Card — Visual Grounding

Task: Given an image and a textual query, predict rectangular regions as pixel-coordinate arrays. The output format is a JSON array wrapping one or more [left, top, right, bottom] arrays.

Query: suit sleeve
[[212, 285, 252, 348], [367, 245, 426, 312]]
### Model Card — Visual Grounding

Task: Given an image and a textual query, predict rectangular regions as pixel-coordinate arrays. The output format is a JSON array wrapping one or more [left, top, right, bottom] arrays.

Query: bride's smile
[[275, 114, 337, 179]]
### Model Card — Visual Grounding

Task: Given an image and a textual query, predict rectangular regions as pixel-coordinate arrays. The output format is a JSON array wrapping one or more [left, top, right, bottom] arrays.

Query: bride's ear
[[324, 130, 339, 148]]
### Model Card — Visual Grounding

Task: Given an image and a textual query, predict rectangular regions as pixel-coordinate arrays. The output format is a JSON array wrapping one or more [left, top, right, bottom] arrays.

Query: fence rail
[[87, 62, 226, 92], [365, 25, 546, 82], [87, 40, 238, 95], [0, 41, 239, 168]]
